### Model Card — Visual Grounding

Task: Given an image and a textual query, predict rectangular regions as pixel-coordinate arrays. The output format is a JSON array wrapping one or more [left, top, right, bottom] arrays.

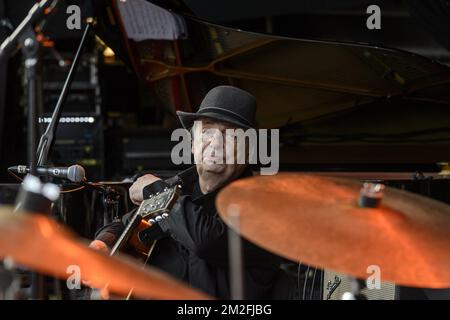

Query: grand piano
[[91, 0, 450, 175]]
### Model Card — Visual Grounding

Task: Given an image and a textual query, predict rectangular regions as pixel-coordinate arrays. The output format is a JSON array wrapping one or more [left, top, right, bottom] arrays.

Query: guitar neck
[[109, 184, 181, 256], [109, 209, 141, 256]]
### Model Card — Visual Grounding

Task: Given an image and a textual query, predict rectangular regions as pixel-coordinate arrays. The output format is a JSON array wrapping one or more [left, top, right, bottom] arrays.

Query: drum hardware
[[0, 258, 21, 300]]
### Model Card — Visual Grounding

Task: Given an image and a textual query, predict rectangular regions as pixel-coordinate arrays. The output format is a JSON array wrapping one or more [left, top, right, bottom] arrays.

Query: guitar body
[[127, 219, 153, 259]]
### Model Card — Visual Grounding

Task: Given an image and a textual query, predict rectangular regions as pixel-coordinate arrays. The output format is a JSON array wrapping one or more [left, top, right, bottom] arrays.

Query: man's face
[[192, 118, 248, 190]]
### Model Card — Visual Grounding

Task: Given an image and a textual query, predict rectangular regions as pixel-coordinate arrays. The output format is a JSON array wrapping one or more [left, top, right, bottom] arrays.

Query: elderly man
[[89, 85, 281, 299]]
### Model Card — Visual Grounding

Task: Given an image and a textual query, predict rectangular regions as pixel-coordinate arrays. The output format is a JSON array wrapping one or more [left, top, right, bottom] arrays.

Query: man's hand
[[129, 174, 161, 205], [83, 240, 110, 289], [88, 239, 110, 254]]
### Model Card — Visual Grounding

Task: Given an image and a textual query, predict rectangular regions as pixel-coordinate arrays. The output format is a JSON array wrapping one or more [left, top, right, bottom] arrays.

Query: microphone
[[8, 164, 86, 183]]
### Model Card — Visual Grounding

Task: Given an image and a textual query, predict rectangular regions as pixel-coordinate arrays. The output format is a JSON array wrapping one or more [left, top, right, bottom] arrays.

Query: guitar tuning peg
[[155, 216, 162, 222], [149, 219, 156, 224], [162, 213, 169, 219]]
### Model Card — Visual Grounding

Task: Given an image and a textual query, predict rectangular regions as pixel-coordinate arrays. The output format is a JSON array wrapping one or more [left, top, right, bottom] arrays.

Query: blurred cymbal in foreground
[[0, 206, 210, 299], [216, 173, 450, 288]]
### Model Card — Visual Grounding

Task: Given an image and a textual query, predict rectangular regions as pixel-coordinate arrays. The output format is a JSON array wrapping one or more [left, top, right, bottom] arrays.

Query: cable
[[319, 269, 324, 300], [282, 127, 450, 144], [60, 186, 86, 194], [284, 127, 450, 139], [297, 262, 302, 300], [285, 137, 450, 144], [7, 170, 23, 182], [0, 19, 13, 32], [309, 268, 318, 300], [302, 265, 310, 300]]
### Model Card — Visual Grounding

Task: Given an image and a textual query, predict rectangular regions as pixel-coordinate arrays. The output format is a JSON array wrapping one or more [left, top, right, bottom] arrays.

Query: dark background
[[1, 0, 450, 183]]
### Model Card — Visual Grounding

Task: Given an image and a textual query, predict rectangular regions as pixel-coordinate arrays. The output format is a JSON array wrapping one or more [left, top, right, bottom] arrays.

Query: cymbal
[[216, 173, 450, 288], [0, 206, 209, 299]]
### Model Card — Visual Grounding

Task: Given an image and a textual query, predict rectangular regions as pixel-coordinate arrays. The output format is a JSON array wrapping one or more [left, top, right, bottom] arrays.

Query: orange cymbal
[[216, 174, 450, 288], [0, 206, 210, 300]]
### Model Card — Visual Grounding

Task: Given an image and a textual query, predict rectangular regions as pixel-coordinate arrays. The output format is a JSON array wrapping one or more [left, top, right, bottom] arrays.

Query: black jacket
[[95, 166, 282, 299]]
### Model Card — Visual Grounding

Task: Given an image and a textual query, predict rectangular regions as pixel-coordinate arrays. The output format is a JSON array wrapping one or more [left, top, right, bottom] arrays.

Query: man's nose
[[210, 131, 224, 149]]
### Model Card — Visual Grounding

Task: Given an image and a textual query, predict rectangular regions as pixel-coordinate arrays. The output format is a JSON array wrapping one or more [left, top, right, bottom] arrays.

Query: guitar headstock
[[137, 184, 181, 224]]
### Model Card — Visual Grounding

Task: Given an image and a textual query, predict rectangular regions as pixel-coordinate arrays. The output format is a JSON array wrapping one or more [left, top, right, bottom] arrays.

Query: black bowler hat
[[176, 85, 257, 129]]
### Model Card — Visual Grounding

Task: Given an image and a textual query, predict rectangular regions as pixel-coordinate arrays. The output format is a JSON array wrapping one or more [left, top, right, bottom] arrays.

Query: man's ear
[[191, 131, 196, 154], [190, 126, 195, 155]]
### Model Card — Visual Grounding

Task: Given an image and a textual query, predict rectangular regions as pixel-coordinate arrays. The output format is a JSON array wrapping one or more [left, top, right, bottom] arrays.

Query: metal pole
[[228, 205, 244, 300], [36, 20, 93, 166], [24, 41, 38, 175]]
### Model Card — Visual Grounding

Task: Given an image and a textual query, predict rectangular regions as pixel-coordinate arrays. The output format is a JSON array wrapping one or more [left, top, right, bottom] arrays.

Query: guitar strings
[[125, 240, 158, 300]]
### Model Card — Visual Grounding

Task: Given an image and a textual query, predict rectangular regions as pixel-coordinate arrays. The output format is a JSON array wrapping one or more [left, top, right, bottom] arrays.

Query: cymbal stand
[[341, 277, 367, 300], [228, 205, 244, 300], [102, 186, 120, 226]]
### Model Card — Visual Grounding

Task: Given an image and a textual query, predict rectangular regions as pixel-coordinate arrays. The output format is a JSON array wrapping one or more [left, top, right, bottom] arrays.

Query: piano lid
[[92, 0, 450, 129], [90, 0, 450, 169]]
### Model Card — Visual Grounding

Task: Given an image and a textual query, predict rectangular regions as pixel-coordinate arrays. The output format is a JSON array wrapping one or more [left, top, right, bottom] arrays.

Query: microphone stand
[[83, 182, 121, 226], [36, 19, 94, 166], [24, 26, 39, 177], [0, 0, 59, 300], [0, 0, 57, 62], [0, 0, 59, 175], [1, 1, 95, 299]]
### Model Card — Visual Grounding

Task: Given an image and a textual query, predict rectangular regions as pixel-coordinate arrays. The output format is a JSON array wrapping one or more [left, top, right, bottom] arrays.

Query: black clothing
[[95, 166, 281, 299]]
